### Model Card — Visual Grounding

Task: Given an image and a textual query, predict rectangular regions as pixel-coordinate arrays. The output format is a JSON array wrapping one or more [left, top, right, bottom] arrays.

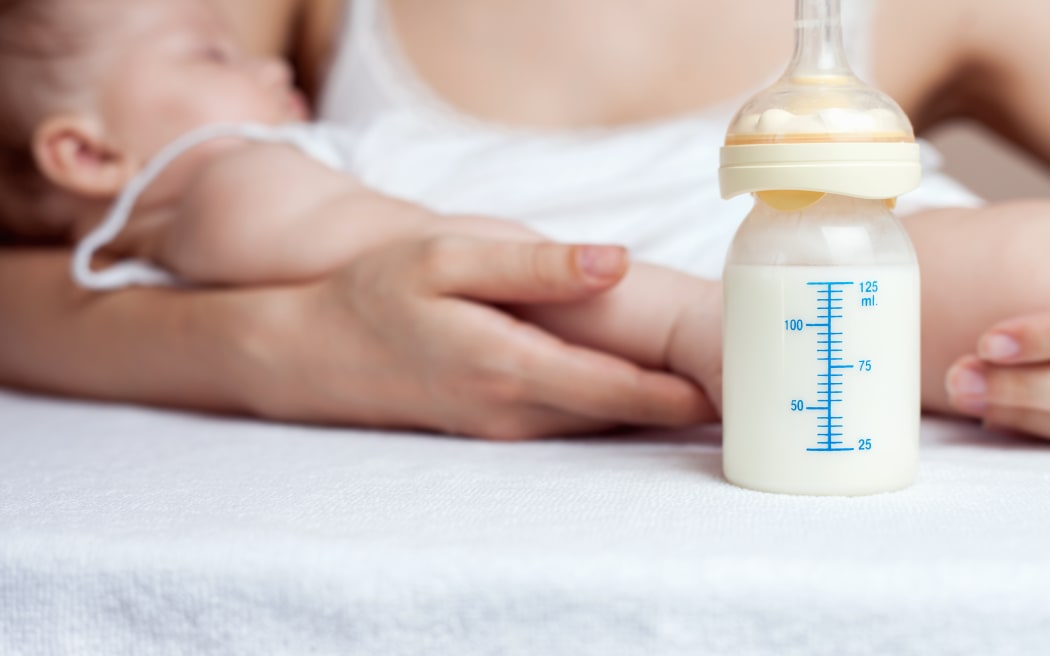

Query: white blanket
[[2, 389, 1049, 655]]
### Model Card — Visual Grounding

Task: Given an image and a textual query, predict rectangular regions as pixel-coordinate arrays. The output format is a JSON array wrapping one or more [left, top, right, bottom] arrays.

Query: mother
[[2, 0, 1050, 439]]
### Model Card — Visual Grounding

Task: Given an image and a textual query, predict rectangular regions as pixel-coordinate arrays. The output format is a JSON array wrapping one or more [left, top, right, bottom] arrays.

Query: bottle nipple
[[718, 0, 921, 202], [724, 0, 914, 146]]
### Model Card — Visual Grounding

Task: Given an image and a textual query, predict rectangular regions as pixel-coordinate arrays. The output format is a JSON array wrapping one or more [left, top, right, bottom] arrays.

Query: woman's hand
[[946, 311, 1050, 437], [237, 236, 716, 440]]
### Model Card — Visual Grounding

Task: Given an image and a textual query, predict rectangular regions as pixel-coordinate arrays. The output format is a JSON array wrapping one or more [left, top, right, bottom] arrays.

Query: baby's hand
[[946, 311, 1050, 438]]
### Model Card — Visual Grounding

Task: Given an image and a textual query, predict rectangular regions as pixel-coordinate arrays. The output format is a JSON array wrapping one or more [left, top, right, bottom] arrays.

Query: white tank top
[[315, 0, 981, 279]]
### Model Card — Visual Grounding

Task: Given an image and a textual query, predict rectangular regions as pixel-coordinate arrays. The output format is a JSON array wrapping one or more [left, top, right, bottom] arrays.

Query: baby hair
[[0, 0, 84, 240]]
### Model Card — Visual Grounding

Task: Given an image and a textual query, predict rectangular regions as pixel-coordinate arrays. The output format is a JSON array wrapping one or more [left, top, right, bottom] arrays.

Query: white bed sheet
[[2, 389, 1050, 655]]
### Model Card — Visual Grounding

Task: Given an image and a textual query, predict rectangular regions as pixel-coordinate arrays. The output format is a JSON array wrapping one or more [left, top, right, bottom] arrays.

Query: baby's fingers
[[946, 355, 1050, 439], [978, 311, 1050, 364]]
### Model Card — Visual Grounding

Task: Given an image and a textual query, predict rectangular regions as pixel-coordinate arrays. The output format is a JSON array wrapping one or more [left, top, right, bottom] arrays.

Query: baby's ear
[[32, 114, 137, 198]]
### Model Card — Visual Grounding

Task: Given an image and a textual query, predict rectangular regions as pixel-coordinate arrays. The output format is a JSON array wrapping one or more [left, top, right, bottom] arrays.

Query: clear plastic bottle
[[718, 0, 922, 495], [722, 194, 920, 495]]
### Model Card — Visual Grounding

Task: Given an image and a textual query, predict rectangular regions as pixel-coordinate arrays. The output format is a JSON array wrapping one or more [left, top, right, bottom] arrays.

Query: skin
[[31, 1, 308, 242], [0, 240, 714, 440], [3, 0, 1050, 439], [962, 311, 1050, 436]]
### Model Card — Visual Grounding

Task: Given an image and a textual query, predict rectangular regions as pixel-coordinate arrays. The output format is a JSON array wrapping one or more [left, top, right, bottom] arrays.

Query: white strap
[[71, 123, 284, 291]]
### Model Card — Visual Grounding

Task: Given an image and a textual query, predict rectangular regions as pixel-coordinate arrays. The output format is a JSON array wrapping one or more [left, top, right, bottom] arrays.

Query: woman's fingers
[[983, 406, 1050, 438], [945, 311, 1050, 438], [406, 236, 715, 429], [437, 403, 619, 442], [945, 355, 991, 416], [419, 236, 630, 303], [430, 299, 716, 431], [315, 237, 713, 439], [482, 314, 718, 427], [977, 311, 1050, 364], [946, 354, 1050, 438]]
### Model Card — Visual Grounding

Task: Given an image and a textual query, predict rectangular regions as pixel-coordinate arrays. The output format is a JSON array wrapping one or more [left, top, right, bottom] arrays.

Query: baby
[[0, 0, 725, 414]]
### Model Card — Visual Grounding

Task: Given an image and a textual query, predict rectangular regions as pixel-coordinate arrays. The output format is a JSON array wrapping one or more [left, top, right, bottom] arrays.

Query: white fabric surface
[[2, 390, 1050, 655]]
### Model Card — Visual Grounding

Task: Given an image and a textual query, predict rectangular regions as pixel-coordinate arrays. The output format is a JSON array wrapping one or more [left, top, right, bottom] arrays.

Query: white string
[[71, 122, 282, 291]]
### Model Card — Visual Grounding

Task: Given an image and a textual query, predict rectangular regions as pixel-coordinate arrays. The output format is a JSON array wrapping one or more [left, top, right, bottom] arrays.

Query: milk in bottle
[[717, 0, 923, 495]]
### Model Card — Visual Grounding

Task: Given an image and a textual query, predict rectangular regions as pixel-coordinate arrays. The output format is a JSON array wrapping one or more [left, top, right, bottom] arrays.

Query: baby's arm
[[152, 142, 529, 285], [903, 201, 1050, 416]]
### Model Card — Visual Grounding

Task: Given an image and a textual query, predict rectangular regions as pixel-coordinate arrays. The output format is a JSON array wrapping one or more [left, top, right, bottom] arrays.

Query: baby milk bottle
[[718, 0, 922, 495]]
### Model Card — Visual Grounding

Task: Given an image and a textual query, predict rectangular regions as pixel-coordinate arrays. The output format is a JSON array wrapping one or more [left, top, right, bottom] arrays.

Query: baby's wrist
[[667, 278, 724, 413]]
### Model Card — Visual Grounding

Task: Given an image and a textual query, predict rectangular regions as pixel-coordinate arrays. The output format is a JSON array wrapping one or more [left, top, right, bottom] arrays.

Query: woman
[[2, 0, 1049, 439]]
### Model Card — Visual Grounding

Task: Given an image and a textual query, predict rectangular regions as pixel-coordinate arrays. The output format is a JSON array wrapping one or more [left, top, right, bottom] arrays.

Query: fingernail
[[946, 363, 987, 398], [946, 362, 989, 416], [578, 246, 626, 280], [978, 333, 1021, 361]]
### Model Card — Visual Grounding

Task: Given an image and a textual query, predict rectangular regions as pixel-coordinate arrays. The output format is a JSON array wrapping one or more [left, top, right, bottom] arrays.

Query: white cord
[[71, 122, 281, 290]]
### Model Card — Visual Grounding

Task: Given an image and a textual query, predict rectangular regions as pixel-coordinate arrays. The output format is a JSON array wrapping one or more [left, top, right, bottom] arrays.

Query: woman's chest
[[386, 0, 796, 127]]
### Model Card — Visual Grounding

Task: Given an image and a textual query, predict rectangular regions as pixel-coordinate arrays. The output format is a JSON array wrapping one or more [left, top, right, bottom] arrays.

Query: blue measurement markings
[[804, 282, 855, 452]]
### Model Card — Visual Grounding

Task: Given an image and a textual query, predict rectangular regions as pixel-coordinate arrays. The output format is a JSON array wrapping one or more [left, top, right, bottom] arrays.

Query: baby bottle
[[719, 0, 922, 495]]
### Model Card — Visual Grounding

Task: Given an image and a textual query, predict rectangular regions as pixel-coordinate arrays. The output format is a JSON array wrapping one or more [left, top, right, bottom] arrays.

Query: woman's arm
[[0, 241, 712, 439], [213, 0, 301, 57], [880, 0, 1050, 161], [0, 248, 250, 411], [951, 0, 1050, 163]]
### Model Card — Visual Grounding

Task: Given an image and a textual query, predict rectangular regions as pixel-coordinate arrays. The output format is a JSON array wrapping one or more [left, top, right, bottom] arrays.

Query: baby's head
[[0, 0, 307, 239]]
